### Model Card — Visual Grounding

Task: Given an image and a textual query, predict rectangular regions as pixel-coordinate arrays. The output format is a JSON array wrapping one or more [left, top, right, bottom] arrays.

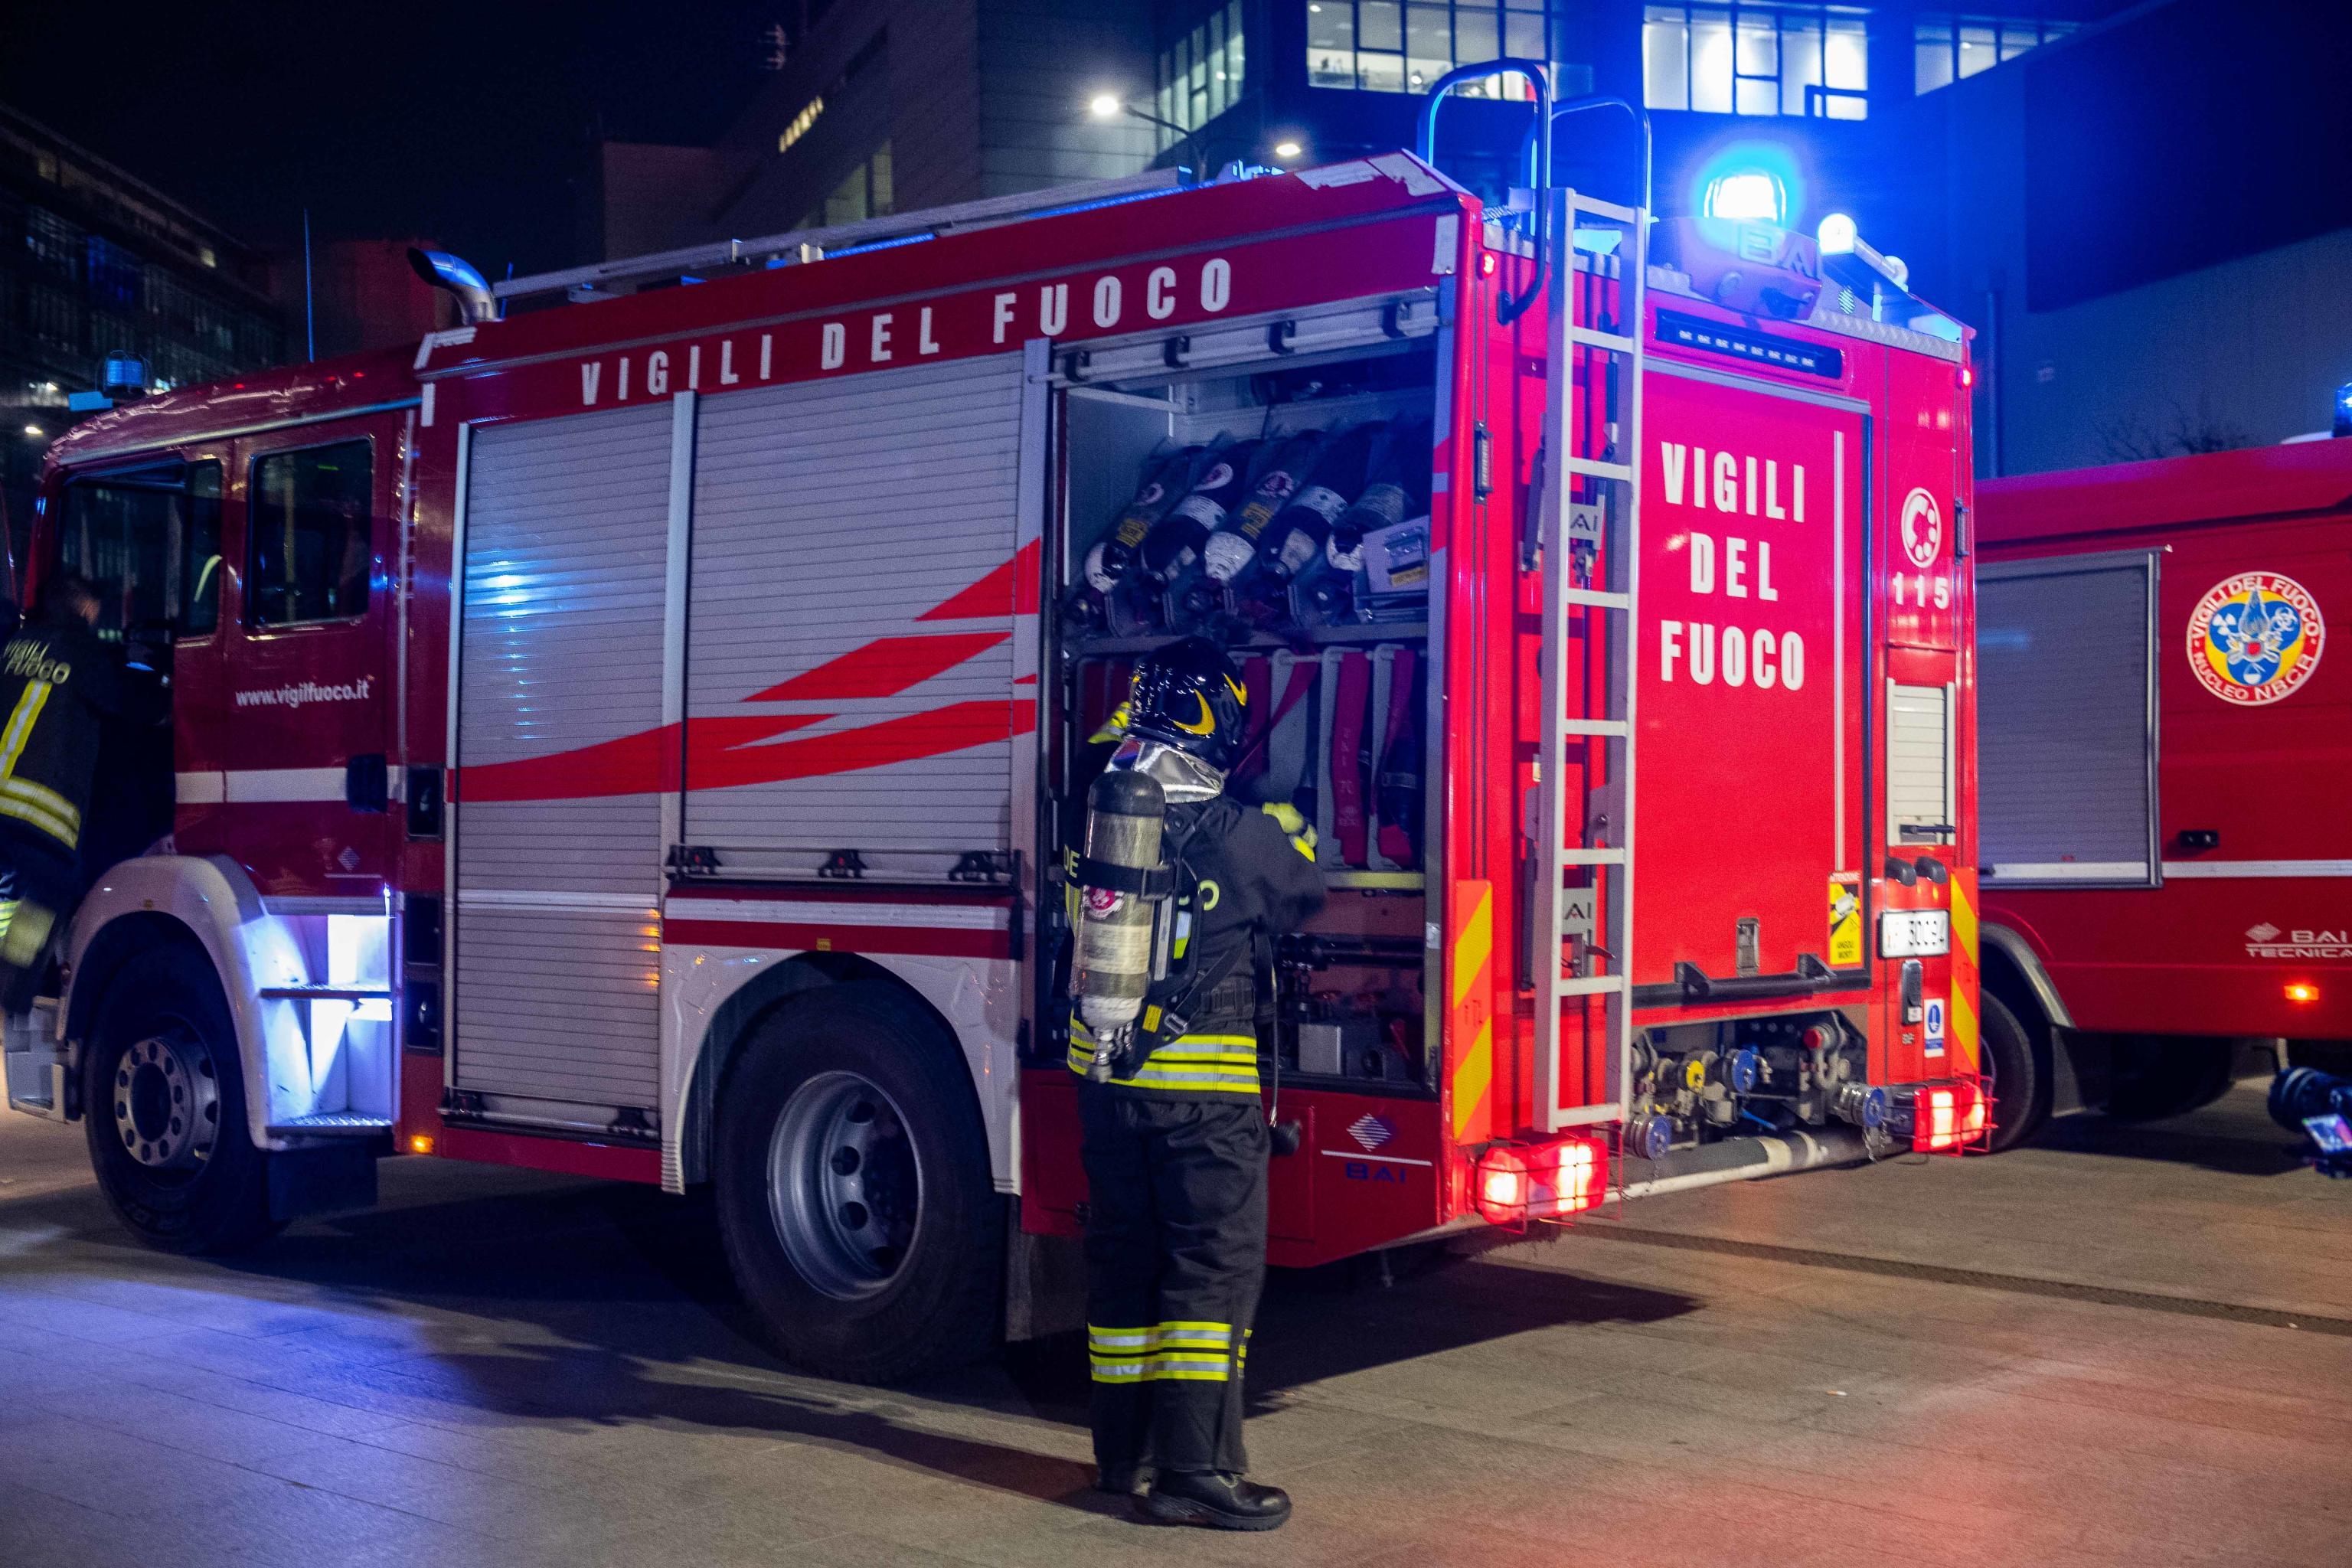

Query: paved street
[[2, 1086, 2347, 1568]]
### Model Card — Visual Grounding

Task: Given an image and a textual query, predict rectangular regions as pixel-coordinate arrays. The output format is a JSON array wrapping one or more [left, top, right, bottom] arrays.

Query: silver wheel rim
[[113, 1027, 220, 1174], [765, 1070, 922, 1300]]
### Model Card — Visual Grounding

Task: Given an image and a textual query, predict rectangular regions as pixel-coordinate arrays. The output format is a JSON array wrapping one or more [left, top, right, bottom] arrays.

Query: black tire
[[81, 942, 276, 1253], [1980, 991, 2046, 1152], [2105, 1035, 2234, 1122], [714, 982, 1004, 1383]]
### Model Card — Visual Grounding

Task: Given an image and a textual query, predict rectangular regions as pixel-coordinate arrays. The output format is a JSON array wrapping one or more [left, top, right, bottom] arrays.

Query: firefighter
[[1068, 637, 1325, 1531], [0, 572, 122, 1014]]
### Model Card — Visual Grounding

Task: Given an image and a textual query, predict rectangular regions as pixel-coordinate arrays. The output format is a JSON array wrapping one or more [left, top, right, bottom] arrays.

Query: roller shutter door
[[452, 403, 672, 1112], [685, 353, 1025, 855], [1978, 553, 2158, 886]]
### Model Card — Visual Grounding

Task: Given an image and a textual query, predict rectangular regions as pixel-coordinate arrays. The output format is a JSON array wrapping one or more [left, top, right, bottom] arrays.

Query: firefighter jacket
[[1069, 795, 1325, 1099], [0, 616, 124, 856]]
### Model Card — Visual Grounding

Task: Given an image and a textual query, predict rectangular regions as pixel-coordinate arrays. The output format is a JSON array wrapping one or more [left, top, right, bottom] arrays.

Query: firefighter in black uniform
[[0, 573, 121, 1014], [1068, 639, 1325, 1531]]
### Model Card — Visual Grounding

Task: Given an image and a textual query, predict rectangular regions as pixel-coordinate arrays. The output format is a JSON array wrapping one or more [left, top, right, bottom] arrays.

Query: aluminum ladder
[[1531, 190, 1648, 1133]]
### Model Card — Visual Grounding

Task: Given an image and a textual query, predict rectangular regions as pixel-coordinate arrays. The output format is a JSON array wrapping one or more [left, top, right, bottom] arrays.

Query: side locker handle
[[407, 766, 446, 839], [345, 753, 390, 813]]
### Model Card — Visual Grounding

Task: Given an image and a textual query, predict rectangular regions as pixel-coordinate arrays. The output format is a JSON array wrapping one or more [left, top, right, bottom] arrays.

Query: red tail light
[[1913, 1080, 1987, 1153], [1474, 1135, 1606, 1226], [1474, 1147, 1529, 1224]]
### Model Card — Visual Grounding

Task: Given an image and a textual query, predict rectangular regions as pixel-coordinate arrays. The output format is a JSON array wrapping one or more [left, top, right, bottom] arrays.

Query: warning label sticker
[[1828, 874, 1862, 967]]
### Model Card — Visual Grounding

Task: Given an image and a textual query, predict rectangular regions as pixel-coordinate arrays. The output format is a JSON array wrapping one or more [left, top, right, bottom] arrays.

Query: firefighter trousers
[[1076, 1085, 1269, 1478], [0, 825, 77, 1015]]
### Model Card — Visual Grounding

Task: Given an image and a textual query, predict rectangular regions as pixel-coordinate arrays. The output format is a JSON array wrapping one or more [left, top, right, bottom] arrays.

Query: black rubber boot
[[1140, 1471, 1292, 1530]]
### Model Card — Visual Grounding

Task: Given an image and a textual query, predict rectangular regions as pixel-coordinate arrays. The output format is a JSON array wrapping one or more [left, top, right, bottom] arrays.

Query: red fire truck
[[1975, 439, 2351, 1143], [5, 78, 1985, 1378]]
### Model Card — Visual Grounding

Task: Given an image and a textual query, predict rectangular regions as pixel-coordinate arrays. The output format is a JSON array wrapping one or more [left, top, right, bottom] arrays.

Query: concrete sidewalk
[[2, 1084, 2346, 1568]]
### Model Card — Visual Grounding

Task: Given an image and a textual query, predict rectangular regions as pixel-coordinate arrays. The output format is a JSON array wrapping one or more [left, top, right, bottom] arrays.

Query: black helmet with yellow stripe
[[1124, 637, 1250, 772]]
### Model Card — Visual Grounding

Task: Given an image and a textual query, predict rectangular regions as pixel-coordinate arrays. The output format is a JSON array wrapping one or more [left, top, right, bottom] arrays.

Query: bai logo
[[2245, 923, 2352, 960], [1347, 1112, 1394, 1152]]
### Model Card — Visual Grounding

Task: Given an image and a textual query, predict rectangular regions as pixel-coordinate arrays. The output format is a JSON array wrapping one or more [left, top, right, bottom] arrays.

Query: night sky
[[1, 0, 782, 277]]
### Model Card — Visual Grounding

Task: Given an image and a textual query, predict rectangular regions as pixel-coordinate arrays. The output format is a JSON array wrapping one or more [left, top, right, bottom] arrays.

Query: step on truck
[[1975, 437, 2351, 1142], [5, 67, 1988, 1379]]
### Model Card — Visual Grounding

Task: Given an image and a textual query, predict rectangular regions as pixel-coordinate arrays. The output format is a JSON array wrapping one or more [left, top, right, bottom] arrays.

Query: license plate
[[1879, 910, 1950, 959]]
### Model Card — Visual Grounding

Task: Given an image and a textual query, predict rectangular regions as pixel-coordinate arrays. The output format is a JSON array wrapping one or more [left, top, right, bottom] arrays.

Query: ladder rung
[[1560, 587, 1630, 609], [1557, 718, 1629, 738], [1555, 848, 1627, 867], [1563, 456, 1633, 482], [1566, 327, 1637, 354], [1554, 975, 1628, 998], [1572, 195, 1640, 224]]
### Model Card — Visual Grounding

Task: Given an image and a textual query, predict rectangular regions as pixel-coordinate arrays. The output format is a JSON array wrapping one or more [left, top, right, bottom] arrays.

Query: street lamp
[[21, 424, 43, 439], [1086, 90, 1189, 141], [1272, 139, 1303, 160]]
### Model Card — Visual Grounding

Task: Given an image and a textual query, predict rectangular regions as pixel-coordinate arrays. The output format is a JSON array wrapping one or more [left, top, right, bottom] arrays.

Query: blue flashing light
[[1703, 172, 1785, 224], [1817, 211, 1857, 255], [2335, 381, 2352, 438], [1690, 140, 1805, 230]]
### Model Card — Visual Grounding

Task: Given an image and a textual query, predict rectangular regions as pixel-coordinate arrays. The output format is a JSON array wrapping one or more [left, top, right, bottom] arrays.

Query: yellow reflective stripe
[[0, 681, 51, 781], [0, 794, 77, 849], [1157, 1320, 1231, 1333], [0, 777, 77, 833], [1087, 1327, 1155, 1350], [0, 901, 54, 967], [1089, 1361, 1151, 1383], [1155, 1364, 1235, 1382]]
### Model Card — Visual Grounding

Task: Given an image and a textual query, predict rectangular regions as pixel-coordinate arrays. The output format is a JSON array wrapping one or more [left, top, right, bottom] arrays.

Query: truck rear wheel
[[1980, 991, 2046, 1152], [714, 982, 1004, 1383], [2105, 1035, 2233, 1122], [82, 944, 275, 1254]]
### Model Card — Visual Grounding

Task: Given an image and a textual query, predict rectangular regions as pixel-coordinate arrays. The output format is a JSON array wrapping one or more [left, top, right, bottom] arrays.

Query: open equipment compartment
[[1038, 297, 1446, 1099]]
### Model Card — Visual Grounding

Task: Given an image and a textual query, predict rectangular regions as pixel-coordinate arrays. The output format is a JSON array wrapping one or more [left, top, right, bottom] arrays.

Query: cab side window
[[56, 458, 225, 639], [248, 440, 372, 626]]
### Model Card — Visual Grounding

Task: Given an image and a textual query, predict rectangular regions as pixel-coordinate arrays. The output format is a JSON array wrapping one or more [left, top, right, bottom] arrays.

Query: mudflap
[[267, 1143, 381, 1223], [2, 1000, 70, 1121], [1004, 1211, 1087, 1342]]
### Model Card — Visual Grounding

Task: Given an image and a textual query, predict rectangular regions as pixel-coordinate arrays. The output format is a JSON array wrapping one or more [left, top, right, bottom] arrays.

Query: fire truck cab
[[1976, 439, 2352, 1140], [5, 80, 1987, 1379]]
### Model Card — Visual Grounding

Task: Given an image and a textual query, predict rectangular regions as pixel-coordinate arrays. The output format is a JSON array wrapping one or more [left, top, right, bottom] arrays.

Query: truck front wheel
[[81, 944, 275, 1253], [714, 982, 1004, 1383]]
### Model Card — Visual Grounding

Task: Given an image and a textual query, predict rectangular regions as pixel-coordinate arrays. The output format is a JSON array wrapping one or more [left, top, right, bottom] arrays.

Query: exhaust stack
[[407, 247, 495, 325]]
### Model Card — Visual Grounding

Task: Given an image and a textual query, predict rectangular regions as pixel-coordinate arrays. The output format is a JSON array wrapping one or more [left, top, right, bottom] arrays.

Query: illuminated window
[[1643, 5, 1869, 119], [1155, 2, 1249, 147], [1914, 15, 2076, 95], [778, 96, 824, 154], [1305, 2, 1558, 98]]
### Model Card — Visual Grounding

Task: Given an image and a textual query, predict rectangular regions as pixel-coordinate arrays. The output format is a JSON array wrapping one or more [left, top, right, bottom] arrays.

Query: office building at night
[[0, 103, 284, 562]]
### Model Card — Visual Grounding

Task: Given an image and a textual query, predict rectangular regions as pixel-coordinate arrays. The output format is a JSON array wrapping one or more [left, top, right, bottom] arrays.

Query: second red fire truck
[[6, 74, 1986, 1377], [1976, 436, 2351, 1142]]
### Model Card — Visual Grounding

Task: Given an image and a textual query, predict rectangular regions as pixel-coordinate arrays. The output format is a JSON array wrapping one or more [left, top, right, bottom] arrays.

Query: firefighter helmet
[[1123, 637, 1250, 772]]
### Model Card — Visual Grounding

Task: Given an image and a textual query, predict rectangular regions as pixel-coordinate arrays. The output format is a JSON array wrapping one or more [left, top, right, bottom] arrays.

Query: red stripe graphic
[[460, 700, 1033, 802], [919, 539, 1040, 620], [747, 632, 1008, 701], [664, 918, 1012, 960], [456, 550, 1037, 805]]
